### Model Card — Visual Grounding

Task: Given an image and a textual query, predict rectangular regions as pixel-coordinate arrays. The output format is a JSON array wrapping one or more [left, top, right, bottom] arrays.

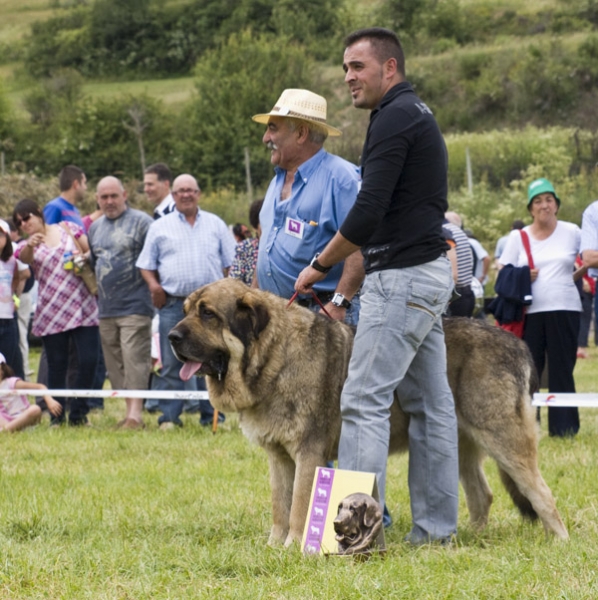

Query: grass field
[[1, 340, 598, 598]]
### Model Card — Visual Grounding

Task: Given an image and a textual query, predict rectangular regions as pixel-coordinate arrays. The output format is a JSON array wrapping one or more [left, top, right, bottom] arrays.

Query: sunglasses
[[15, 214, 32, 228]]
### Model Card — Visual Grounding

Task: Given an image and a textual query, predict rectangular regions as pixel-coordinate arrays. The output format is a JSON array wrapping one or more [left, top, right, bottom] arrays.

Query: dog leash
[[287, 290, 334, 319]]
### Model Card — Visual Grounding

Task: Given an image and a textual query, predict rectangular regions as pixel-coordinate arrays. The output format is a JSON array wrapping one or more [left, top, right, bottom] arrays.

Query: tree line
[[0, 0, 597, 196]]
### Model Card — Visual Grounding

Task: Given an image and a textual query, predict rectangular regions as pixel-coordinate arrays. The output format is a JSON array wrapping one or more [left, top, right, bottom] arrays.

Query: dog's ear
[[362, 499, 383, 529], [183, 288, 203, 315], [229, 295, 270, 345]]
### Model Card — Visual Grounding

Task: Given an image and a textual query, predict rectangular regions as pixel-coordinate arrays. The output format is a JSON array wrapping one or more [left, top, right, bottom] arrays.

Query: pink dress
[[0, 377, 30, 422], [15, 222, 98, 337]]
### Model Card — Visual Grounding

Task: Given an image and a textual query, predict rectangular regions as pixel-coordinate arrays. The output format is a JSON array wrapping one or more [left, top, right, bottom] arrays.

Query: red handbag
[[498, 230, 534, 339]]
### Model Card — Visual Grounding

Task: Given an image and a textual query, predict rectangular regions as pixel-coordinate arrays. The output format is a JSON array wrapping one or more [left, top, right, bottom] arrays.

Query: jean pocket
[[407, 280, 448, 320]]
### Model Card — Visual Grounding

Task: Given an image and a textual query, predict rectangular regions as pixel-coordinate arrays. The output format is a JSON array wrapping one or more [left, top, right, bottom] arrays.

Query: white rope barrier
[[533, 393, 598, 407], [0, 389, 209, 400], [2, 391, 597, 406]]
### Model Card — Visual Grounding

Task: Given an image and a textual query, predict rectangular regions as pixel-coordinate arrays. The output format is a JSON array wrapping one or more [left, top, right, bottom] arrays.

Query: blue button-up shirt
[[257, 149, 360, 298], [581, 200, 598, 277], [136, 207, 236, 297]]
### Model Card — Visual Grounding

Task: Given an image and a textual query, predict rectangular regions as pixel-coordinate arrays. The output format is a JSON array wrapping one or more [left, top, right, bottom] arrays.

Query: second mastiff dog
[[169, 278, 568, 546]]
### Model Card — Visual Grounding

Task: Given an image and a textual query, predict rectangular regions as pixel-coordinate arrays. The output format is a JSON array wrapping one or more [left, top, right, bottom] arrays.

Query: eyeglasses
[[173, 188, 199, 196], [15, 214, 32, 227]]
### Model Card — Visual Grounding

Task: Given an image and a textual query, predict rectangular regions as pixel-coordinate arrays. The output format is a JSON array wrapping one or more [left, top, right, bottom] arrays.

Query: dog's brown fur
[[169, 278, 568, 546]]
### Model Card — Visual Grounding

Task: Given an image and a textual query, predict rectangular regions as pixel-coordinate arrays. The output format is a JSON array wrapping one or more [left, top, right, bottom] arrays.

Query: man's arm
[[295, 231, 360, 294], [479, 255, 491, 283], [322, 250, 365, 321], [140, 268, 166, 309], [582, 249, 598, 269]]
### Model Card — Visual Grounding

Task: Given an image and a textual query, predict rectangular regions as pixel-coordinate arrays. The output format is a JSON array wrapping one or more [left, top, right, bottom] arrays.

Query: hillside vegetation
[[0, 0, 597, 247]]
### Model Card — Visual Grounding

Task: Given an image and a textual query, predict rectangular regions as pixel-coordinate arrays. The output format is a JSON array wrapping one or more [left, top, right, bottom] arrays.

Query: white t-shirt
[[499, 221, 581, 314]]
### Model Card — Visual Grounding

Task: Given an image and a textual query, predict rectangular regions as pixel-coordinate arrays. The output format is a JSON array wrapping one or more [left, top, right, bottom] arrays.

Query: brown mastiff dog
[[169, 278, 568, 546]]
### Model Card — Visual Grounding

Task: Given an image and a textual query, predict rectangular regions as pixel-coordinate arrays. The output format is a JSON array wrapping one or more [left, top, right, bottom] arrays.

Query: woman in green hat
[[499, 178, 583, 437]]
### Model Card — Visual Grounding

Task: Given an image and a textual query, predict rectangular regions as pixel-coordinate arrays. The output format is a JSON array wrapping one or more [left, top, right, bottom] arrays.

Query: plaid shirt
[[136, 208, 236, 296], [15, 222, 98, 337]]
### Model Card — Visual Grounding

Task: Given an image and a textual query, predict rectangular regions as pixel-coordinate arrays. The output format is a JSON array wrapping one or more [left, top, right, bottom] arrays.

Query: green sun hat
[[527, 178, 561, 207]]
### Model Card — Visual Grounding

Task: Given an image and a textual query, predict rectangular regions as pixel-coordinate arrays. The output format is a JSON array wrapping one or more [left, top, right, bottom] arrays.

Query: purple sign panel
[[303, 467, 335, 554]]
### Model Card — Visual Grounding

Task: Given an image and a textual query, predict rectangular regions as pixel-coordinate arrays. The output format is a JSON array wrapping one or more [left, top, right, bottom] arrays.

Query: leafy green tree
[[24, 8, 89, 77], [17, 77, 175, 180], [177, 30, 315, 190]]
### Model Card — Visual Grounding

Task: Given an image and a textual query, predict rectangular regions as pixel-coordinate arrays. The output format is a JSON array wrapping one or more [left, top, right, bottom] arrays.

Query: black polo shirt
[[340, 82, 449, 273]]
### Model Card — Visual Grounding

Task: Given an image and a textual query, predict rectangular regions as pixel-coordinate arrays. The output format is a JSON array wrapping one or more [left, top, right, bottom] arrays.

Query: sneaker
[[403, 532, 455, 547], [159, 422, 176, 431]]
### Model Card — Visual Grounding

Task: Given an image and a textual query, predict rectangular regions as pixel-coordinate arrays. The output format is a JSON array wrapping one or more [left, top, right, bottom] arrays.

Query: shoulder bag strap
[[520, 230, 535, 270], [60, 222, 83, 253]]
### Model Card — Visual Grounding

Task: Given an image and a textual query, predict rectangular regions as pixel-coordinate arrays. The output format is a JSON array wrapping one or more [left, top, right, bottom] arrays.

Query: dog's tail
[[498, 468, 539, 521]]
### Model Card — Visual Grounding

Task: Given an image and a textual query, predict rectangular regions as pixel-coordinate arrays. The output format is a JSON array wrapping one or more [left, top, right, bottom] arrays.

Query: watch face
[[332, 293, 348, 308]]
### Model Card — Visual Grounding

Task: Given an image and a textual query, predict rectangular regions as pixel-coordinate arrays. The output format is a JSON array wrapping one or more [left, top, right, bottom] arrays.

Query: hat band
[[271, 106, 328, 125]]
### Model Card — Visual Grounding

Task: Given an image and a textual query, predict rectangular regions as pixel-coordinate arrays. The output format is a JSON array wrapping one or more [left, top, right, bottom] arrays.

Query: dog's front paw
[[283, 531, 302, 548], [267, 526, 287, 546]]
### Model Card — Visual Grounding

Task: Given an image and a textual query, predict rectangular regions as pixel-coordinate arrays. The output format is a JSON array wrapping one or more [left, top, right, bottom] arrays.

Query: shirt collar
[[175, 206, 201, 221], [274, 148, 327, 183], [59, 196, 76, 209], [371, 81, 414, 118]]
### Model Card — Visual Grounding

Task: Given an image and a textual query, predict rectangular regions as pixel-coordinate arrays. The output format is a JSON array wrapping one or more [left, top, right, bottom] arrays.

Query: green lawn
[[1, 342, 597, 598]]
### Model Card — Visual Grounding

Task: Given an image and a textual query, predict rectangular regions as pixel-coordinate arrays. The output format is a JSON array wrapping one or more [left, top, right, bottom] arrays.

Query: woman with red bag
[[499, 178, 582, 437]]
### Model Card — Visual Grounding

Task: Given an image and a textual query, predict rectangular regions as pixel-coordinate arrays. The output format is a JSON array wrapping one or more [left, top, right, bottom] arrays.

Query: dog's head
[[333, 493, 383, 555], [168, 279, 270, 384]]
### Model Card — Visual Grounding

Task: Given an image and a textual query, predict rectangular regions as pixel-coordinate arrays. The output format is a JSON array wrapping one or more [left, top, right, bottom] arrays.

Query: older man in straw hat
[[252, 88, 363, 323]]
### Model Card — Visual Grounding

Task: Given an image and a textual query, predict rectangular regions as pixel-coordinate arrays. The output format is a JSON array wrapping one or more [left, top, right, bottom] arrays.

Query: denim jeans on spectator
[[156, 297, 221, 426], [0, 315, 24, 379]]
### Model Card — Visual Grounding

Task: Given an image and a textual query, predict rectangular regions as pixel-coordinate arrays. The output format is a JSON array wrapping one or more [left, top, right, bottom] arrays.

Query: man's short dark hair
[[512, 219, 525, 230], [58, 165, 85, 192], [145, 163, 173, 184], [344, 28, 405, 76]]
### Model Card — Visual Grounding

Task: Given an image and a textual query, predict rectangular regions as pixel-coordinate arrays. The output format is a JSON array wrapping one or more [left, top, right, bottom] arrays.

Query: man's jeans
[[156, 297, 218, 425], [338, 256, 459, 542]]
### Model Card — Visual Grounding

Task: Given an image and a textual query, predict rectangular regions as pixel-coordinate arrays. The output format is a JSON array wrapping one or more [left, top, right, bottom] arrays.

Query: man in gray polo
[[88, 176, 154, 428]]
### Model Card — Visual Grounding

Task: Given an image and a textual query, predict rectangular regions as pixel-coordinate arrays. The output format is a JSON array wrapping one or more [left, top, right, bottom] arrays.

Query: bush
[[177, 30, 315, 191], [410, 34, 598, 132]]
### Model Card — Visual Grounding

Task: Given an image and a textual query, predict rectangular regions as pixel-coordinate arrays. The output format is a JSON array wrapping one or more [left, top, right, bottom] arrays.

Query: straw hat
[[252, 89, 342, 137]]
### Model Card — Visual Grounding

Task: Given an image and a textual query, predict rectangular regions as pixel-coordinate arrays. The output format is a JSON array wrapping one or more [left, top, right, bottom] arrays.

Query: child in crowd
[[0, 219, 25, 377], [0, 352, 62, 432]]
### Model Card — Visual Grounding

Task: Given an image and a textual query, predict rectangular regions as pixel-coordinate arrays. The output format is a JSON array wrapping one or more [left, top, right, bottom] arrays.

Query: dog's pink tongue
[[179, 361, 203, 381]]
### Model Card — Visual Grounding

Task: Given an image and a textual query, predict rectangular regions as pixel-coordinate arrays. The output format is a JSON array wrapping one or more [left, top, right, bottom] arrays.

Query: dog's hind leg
[[458, 432, 493, 529], [267, 449, 295, 545]]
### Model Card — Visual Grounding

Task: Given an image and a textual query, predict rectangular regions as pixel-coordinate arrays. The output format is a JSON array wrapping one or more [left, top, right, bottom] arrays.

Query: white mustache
[[266, 142, 278, 150]]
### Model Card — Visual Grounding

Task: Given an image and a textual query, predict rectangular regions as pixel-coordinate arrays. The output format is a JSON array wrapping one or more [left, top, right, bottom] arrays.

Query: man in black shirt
[[295, 27, 459, 545]]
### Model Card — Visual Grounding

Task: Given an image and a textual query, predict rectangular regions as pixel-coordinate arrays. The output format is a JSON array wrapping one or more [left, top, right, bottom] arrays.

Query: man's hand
[[295, 266, 326, 294], [322, 302, 347, 321], [150, 284, 167, 309]]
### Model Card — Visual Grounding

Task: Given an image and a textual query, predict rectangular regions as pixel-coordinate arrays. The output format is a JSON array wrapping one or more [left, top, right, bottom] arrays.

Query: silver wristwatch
[[331, 292, 352, 309]]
